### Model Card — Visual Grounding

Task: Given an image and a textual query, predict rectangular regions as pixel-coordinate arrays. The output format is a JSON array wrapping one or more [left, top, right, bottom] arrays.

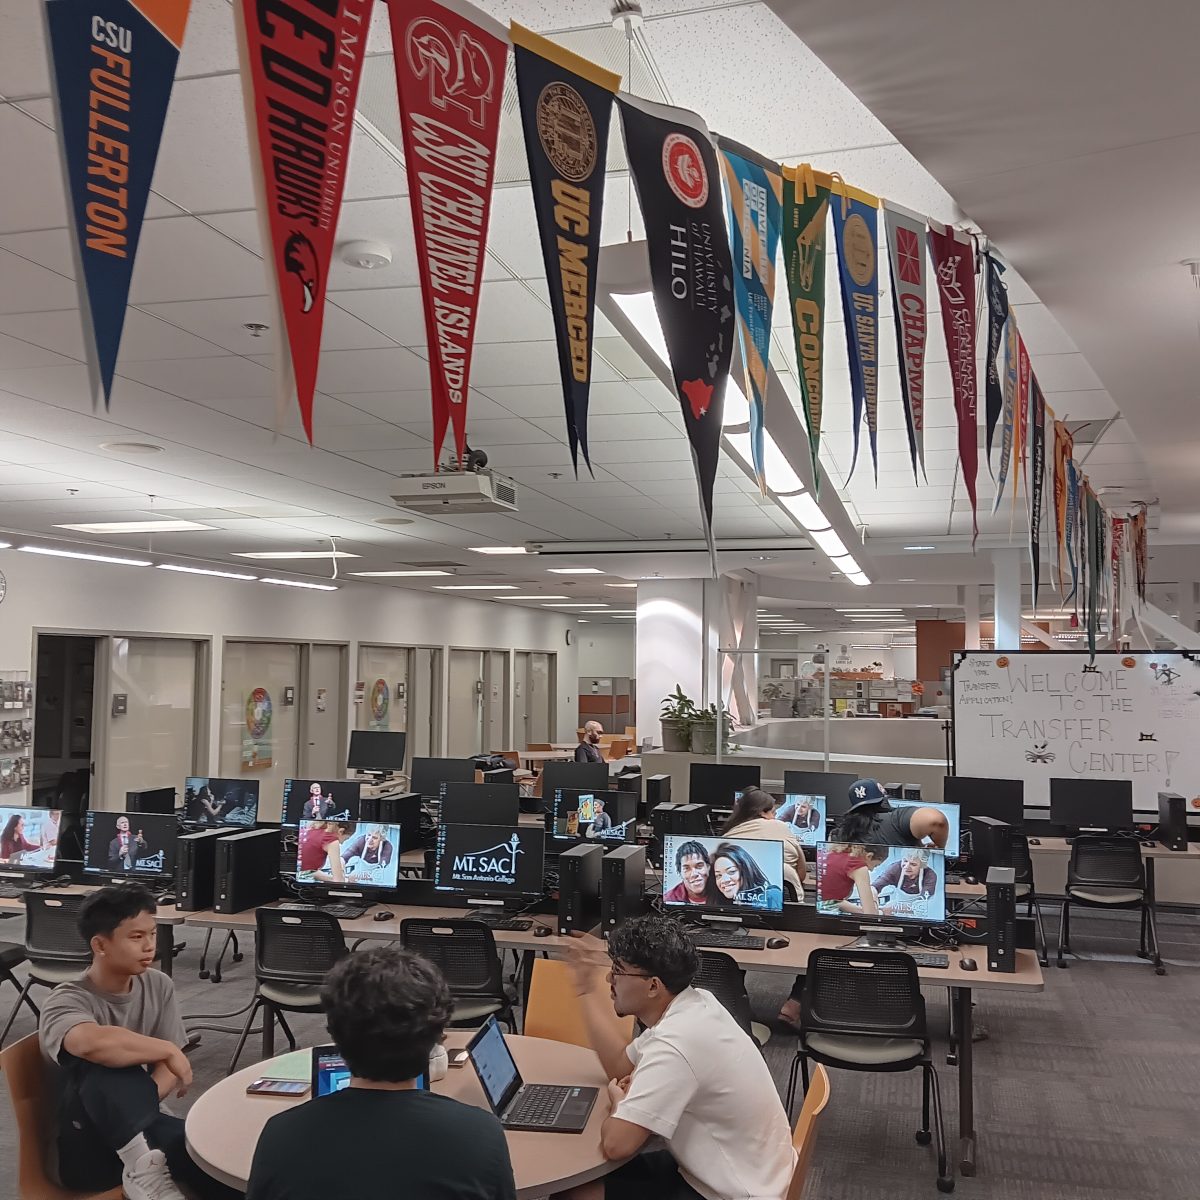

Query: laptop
[[311, 1045, 426, 1096], [466, 1015, 598, 1133]]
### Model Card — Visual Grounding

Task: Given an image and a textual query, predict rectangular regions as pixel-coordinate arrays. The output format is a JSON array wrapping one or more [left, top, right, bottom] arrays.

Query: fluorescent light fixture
[[19, 545, 150, 567], [724, 430, 753, 465], [156, 564, 256, 580], [234, 550, 360, 560], [778, 491, 829, 530], [501, 594, 569, 600], [761, 432, 804, 494], [260, 577, 338, 591], [607, 583, 638, 588], [846, 572, 871, 586], [543, 603, 594, 608], [469, 546, 528, 555], [903, 545, 936, 552], [809, 528, 849, 557], [349, 570, 452, 578], [547, 567, 604, 575], [434, 584, 518, 591], [612, 614, 636, 619], [838, 555, 863, 575], [0, 542, 10, 550], [898, 578, 917, 583], [56, 520, 214, 534], [838, 608, 905, 614]]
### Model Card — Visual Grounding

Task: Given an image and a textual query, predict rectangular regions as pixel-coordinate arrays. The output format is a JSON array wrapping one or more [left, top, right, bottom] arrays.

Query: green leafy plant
[[761, 681, 787, 702], [659, 684, 698, 722]]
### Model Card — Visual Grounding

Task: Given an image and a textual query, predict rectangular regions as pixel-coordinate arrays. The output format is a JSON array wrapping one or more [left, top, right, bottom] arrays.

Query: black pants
[[604, 1149, 704, 1200], [57, 1059, 240, 1199]]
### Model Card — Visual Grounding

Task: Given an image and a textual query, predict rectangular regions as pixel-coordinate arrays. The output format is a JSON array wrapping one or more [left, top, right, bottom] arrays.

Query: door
[[482, 651, 509, 752], [447, 650, 484, 758], [301, 644, 346, 779], [102, 637, 202, 810], [219, 641, 301, 823], [410, 648, 442, 758], [33, 634, 98, 808], [514, 651, 530, 750], [356, 645, 410, 734], [528, 652, 554, 744]]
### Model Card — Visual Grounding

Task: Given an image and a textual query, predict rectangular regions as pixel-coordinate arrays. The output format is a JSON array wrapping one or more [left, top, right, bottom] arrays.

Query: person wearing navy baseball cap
[[835, 778, 949, 849]]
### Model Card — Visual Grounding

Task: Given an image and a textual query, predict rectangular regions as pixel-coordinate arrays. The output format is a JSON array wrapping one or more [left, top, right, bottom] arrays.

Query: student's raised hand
[[564, 930, 611, 995]]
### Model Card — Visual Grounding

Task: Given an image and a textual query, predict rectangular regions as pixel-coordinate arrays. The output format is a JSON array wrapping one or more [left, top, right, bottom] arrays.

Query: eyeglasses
[[608, 963, 652, 980]]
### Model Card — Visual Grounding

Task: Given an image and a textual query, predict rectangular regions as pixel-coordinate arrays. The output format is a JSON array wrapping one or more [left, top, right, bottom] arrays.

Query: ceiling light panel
[[260, 577, 338, 591], [434, 584, 518, 591], [349, 570, 452, 578], [56, 520, 214, 534], [157, 564, 256, 580], [547, 567, 604, 574], [469, 546, 529, 555], [18, 545, 151, 567], [234, 550, 361, 560]]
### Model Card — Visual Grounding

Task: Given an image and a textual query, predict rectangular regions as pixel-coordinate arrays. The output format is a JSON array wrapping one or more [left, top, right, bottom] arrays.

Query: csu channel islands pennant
[[43, 0, 192, 407], [236, 0, 372, 443], [392, 0, 508, 468]]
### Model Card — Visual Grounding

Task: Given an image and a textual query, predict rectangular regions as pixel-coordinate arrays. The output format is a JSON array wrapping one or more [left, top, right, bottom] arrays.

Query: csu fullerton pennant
[[43, 0, 192, 407]]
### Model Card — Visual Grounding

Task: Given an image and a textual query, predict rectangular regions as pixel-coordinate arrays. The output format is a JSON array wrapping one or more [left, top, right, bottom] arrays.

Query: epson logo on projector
[[420, 480, 447, 491], [452, 834, 523, 884]]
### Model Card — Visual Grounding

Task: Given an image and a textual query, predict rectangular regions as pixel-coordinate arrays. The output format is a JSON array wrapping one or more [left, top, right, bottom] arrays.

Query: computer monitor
[[347, 729, 408, 774], [893, 799, 961, 860], [689, 763, 761, 808], [0, 806, 61, 875], [661, 834, 785, 914], [410, 757, 476, 798], [551, 789, 636, 844], [815, 841, 947, 940], [943, 776, 1024, 828], [282, 779, 362, 828], [295, 820, 401, 889], [125, 787, 177, 816], [782, 771, 860, 818], [440, 782, 520, 827], [1049, 778, 1134, 832], [776, 794, 827, 847], [540, 760, 608, 801], [183, 777, 259, 828], [433, 823, 545, 900], [83, 811, 177, 882]]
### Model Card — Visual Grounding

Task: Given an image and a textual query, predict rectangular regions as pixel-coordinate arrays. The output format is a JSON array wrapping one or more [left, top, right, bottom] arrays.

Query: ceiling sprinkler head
[[611, 0, 644, 31], [242, 322, 269, 337]]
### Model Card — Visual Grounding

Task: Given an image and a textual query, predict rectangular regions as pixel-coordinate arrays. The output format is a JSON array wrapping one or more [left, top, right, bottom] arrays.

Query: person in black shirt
[[575, 722, 604, 763], [246, 946, 515, 1200]]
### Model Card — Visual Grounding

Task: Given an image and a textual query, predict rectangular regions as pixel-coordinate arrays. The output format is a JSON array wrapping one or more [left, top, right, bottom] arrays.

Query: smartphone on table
[[246, 1078, 311, 1097]]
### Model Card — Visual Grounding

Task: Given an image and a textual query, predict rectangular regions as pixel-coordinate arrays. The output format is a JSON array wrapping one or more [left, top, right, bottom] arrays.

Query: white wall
[[0, 550, 577, 782], [577, 625, 636, 677]]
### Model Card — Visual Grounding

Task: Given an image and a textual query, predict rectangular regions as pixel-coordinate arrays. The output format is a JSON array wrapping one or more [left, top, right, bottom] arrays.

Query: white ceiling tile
[[0, 332, 74, 371], [464, 340, 621, 388], [312, 347, 430, 394], [329, 288, 427, 345], [314, 423, 427, 454], [465, 418, 558, 447], [129, 219, 267, 304], [118, 356, 275, 401], [0, 249, 77, 315], [0, 107, 69, 232]]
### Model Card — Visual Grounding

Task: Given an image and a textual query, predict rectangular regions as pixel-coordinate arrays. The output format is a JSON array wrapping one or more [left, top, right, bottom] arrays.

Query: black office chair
[[400, 919, 515, 1030], [227, 909, 347, 1075], [693, 950, 770, 1048], [786, 949, 952, 1193], [1057, 836, 1163, 975], [1009, 834, 1048, 966], [0, 894, 92, 1048]]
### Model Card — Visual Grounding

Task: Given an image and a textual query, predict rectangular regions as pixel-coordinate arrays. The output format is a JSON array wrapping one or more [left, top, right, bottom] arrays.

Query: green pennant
[[781, 165, 831, 493]]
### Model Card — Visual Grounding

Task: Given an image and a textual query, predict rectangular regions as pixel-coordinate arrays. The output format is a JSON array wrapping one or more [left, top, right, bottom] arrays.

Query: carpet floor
[[2, 906, 1197, 1199]]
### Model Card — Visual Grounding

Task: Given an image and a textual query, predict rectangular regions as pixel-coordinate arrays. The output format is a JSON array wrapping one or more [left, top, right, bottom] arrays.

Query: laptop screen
[[467, 1015, 520, 1114], [311, 1045, 425, 1096]]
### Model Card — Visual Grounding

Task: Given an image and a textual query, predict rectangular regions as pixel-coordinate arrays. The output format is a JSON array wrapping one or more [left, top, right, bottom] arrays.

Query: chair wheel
[[915, 1131, 932, 1146], [198, 969, 210, 979], [1056, 960, 1069, 969], [1155, 966, 1166, 976], [945, 1053, 958, 1067], [937, 1176, 956, 1193], [232, 952, 244, 963], [1136, 949, 1149, 959]]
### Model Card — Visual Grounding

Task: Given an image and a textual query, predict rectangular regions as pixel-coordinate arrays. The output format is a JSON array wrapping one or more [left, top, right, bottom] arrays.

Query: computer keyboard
[[465, 913, 534, 931], [509, 1085, 573, 1127], [909, 952, 950, 969], [278, 901, 370, 921], [0, 885, 26, 900], [687, 929, 765, 951]]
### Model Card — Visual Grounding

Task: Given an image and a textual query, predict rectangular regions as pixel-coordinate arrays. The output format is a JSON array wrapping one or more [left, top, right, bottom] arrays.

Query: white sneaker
[[122, 1148, 187, 1200]]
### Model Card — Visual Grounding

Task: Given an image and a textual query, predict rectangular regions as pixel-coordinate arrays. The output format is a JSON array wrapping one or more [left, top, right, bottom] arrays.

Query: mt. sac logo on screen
[[453, 833, 523, 884]]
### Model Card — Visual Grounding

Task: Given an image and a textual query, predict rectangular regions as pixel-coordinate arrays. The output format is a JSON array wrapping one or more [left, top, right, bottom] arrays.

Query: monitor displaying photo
[[282, 779, 361, 828], [183, 777, 259, 828], [893, 800, 961, 859], [776, 794, 827, 846], [433, 824, 545, 899], [83, 812, 177, 880], [311, 1044, 426, 1096], [551, 789, 636, 844], [815, 842, 947, 925], [295, 820, 401, 889], [661, 834, 785, 914], [0, 806, 61, 873]]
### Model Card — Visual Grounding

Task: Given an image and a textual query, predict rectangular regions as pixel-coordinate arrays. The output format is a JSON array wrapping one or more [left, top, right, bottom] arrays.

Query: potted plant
[[659, 684, 696, 752], [689, 703, 732, 755], [761, 681, 793, 719]]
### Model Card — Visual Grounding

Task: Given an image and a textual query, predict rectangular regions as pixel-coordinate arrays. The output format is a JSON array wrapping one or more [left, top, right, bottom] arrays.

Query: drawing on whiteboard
[[1138, 732, 1157, 742], [1150, 662, 1180, 685], [1025, 743, 1056, 763], [1082, 663, 1100, 674]]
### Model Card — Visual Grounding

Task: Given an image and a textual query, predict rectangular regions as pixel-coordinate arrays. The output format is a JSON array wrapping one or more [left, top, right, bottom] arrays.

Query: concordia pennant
[[512, 22, 619, 474], [43, 0, 192, 407], [236, 0, 371, 442], [392, 0, 508, 467], [618, 93, 734, 573], [716, 137, 782, 495], [883, 200, 928, 483]]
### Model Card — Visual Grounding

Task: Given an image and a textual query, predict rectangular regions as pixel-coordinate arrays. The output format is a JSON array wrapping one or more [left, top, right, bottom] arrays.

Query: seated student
[[247, 945, 515, 1200], [38, 885, 233, 1200], [661, 839, 713, 906], [559, 917, 795, 1200], [721, 788, 806, 899]]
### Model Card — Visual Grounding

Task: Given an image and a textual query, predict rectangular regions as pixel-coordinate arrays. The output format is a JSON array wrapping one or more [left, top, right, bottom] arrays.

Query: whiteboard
[[952, 651, 1200, 812]]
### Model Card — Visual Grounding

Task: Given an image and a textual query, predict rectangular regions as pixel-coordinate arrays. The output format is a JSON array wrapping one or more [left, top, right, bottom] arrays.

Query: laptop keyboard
[[687, 929, 765, 950], [508, 1085, 573, 1126]]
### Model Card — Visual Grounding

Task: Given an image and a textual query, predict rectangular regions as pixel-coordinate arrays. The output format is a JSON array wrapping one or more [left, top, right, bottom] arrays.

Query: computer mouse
[[959, 956, 978, 972], [157, 893, 176, 906], [372, 911, 395, 922], [1028, 838, 1041, 846], [765, 936, 790, 950], [534, 925, 552, 937], [963, 876, 979, 887]]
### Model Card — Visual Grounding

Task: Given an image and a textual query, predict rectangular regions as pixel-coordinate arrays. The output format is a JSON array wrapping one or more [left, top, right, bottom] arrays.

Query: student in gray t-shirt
[[38, 885, 233, 1200]]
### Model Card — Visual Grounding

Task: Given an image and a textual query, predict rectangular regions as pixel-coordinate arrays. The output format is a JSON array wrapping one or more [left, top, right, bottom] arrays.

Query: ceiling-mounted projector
[[390, 469, 519, 514]]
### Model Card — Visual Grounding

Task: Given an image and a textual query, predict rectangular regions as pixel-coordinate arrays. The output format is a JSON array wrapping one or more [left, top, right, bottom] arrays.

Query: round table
[[185, 1032, 618, 1198]]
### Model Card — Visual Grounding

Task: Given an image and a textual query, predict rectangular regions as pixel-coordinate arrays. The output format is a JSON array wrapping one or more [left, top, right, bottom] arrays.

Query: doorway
[[300, 644, 347, 779], [514, 652, 555, 748], [32, 634, 99, 809]]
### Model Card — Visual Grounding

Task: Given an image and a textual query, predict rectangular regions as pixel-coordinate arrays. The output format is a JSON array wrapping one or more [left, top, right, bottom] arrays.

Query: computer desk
[[0, 885, 185, 977], [182, 900, 1041, 1177], [1026, 835, 1200, 903]]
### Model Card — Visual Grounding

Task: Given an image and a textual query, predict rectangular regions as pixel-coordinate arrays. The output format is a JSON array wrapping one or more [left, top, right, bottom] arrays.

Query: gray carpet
[[2, 907, 1198, 1199]]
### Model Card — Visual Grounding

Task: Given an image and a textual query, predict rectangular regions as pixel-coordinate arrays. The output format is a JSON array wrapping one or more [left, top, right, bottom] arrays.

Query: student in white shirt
[[557, 917, 795, 1200]]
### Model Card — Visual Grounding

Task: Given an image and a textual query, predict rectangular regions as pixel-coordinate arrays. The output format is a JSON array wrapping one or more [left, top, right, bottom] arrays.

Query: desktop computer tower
[[883, 782, 902, 798], [969, 816, 1014, 875], [616, 772, 641, 794], [985, 866, 1017, 972], [667, 804, 709, 837], [601, 845, 646, 933], [1158, 791, 1188, 852], [649, 802, 675, 868], [213, 828, 281, 914], [176, 828, 227, 911], [482, 767, 515, 786], [644, 775, 671, 821], [557, 843, 604, 935], [360, 797, 380, 821], [901, 784, 922, 801], [378, 792, 422, 855]]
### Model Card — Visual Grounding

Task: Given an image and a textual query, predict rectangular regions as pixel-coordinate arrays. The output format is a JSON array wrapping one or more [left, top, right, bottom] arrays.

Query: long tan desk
[[186, 1033, 616, 1197], [1027, 836, 1200, 906], [0, 885, 185, 977]]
